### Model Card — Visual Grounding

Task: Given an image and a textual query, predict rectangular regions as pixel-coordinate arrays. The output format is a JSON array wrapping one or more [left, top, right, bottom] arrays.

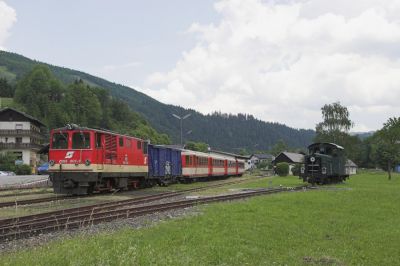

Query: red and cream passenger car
[[181, 150, 245, 180]]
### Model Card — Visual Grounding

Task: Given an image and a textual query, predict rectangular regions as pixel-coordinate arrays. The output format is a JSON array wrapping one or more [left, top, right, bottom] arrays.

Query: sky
[[1, 0, 400, 132]]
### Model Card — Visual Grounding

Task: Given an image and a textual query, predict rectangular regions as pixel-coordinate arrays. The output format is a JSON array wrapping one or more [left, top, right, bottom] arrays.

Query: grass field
[[1, 172, 399, 265]]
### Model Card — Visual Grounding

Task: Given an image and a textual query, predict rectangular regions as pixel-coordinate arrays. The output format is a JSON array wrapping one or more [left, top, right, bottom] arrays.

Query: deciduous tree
[[315, 102, 353, 143], [372, 117, 400, 180]]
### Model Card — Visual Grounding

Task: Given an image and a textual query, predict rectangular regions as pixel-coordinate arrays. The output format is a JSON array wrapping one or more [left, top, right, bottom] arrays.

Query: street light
[[172, 113, 191, 145]]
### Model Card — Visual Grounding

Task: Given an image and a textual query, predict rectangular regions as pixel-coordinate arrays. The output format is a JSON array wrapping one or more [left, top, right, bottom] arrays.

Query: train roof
[[308, 142, 344, 150], [51, 124, 144, 141], [209, 150, 250, 160], [182, 149, 238, 161]]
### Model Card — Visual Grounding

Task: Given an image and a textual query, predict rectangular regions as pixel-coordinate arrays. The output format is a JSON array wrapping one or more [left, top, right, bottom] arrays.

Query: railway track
[[0, 184, 308, 242], [0, 178, 249, 224], [0, 177, 253, 209]]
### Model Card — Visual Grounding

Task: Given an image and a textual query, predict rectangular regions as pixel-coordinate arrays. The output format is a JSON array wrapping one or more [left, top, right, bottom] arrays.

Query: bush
[[0, 152, 17, 171], [276, 162, 289, 176], [291, 164, 300, 176], [256, 161, 270, 169], [15, 164, 31, 175]]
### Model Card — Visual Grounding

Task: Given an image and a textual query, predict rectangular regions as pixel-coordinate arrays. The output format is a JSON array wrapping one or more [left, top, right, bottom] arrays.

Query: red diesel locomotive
[[49, 125, 246, 195], [49, 125, 149, 194]]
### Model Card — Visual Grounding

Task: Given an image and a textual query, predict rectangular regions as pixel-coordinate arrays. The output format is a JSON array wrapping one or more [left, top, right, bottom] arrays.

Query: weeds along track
[[0, 183, 308, 242], [0, 190, 53, 199], [0, 195, 80, 208]]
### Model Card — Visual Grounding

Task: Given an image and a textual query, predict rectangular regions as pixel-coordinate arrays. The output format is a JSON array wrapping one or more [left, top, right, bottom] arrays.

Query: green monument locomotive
[[300, 143, 349, 185]]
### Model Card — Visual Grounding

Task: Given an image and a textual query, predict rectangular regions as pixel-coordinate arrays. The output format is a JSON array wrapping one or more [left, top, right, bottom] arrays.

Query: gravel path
[[0, 175, 49, 186]]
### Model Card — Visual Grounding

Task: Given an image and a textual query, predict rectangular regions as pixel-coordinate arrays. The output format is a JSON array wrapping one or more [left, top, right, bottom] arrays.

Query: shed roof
[[274, 152, 304, 164], [345, 159, 358, 167]]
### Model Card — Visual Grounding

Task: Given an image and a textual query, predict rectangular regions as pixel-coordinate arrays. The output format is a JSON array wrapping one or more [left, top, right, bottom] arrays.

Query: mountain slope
[[0, 51, 315, 152]]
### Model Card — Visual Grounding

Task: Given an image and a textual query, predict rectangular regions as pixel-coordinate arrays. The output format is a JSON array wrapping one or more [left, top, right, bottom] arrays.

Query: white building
[[345, 159, 358, 175], [249, 154, 275, 169], [0, 108, 46, 171]]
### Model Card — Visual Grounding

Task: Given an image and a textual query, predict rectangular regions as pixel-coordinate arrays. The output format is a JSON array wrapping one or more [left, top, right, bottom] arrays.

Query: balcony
[[0, 129, 45, 139], [0, 142, 44, 150]]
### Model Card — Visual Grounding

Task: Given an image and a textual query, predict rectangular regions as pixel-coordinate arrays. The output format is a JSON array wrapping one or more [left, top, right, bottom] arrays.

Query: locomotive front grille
[[307, 164, 320, 172], [306, 156, 321, 174]]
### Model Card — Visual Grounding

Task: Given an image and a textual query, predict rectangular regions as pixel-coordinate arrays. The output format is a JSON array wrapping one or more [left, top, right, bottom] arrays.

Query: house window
[[16, 137, 22, 144], [15, 124, 23, 130]]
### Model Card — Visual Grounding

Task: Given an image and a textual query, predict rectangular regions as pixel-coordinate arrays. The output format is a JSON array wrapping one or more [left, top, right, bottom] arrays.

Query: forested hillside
[[0, 51, 315, 152]]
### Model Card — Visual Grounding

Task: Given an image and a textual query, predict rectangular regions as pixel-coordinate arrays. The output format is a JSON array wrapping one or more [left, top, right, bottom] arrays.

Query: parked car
[[0, 171, 16, 176], [37, 162, 49, 175]]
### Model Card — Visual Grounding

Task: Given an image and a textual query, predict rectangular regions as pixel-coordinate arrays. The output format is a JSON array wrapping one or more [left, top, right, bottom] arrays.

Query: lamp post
[[172, 113, 191, 145]]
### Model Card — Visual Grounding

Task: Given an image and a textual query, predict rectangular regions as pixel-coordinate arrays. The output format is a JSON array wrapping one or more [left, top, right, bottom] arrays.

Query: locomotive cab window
[[137, 141, 142, 150], [126, 138, 132, 148], [96, 133, 102, 148], [52, 132, 69, 149], [72, 132, 90, 149], [143, 142, 148, 154], [119, 137, 124, 147]]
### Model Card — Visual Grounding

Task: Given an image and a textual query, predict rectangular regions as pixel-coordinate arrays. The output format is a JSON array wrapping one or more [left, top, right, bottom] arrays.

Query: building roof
[[251, 154, 274, 160], [345, 159, 358, 167], [274, 152, 304, 164], [0, 107, 46, 127]]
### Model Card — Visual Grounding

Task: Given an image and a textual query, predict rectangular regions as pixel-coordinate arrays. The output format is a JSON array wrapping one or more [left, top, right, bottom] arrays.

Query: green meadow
[[1, 172, 399, 265]]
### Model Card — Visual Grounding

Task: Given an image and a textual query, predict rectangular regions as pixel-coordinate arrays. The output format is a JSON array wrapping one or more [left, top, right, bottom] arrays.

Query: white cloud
[[0, 1, 16, 50], [139, 0, 400, 131]]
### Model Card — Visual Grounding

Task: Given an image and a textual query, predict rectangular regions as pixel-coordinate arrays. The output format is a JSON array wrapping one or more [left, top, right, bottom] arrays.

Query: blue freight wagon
[[148, 145, 182, 185]]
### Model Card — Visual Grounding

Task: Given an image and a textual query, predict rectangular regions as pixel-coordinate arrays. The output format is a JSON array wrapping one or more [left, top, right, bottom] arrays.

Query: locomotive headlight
[[310, 157, 316, 163], [322, 167, 327, 174], [49, 160, 55, 166], [85, 159, 91, 166], [300, 166, 305, 174]]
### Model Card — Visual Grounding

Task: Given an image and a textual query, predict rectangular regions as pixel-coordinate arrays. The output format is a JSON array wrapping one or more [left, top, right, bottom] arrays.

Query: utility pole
[[172, 113, 191, 145]]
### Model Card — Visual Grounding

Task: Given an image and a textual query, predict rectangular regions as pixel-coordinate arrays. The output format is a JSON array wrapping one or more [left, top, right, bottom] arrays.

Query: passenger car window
[[96, 134, 102, 148]]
